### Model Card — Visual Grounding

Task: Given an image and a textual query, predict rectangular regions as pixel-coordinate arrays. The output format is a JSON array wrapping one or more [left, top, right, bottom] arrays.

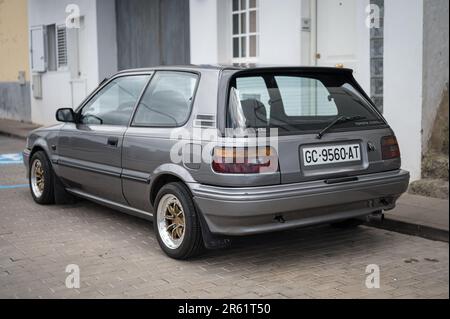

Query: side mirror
[[56, 108, 76, 123]]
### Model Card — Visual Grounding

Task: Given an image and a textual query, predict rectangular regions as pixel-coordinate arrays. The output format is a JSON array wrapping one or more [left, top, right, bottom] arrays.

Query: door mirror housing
[[56, 108, 76, 123]]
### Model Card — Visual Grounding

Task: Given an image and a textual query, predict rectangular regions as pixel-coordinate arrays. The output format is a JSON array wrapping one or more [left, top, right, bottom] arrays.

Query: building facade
[[0, 0, 31, 122], [19, 0, 450, 181]]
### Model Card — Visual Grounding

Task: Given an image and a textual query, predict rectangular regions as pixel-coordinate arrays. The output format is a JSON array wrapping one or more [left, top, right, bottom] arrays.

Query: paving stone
[[0, 135, 448, 299]]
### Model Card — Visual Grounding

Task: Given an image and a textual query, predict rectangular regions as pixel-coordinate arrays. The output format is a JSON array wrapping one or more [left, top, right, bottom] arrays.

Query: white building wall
[[28, 0, 117, 125], [421, 0, 449, 150], [191, 0, 370, 93], [217, 0, 232, 64], [96, 0, 118, 83], [258, 0, 302, 65], [190, 0, 305, 65], [189, 0, 423, 181], [190, 0, 219, 64], [383, 0, 423, 181]]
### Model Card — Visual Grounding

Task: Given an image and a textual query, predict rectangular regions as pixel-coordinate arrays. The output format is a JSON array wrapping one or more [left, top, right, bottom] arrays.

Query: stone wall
[[422, 0, 449, 152]]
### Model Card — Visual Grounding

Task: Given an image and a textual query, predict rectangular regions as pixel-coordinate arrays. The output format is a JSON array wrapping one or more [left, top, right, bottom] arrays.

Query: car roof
[[116, 64, 354, 74]]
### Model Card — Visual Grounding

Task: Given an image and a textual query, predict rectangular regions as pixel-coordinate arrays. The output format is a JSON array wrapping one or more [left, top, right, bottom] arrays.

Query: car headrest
[[240, 99, 268, 127]]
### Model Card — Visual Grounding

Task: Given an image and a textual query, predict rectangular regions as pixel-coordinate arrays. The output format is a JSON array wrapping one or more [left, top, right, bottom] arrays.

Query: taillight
[[381, 136, 400, 160], [212, 146, 279, 174]]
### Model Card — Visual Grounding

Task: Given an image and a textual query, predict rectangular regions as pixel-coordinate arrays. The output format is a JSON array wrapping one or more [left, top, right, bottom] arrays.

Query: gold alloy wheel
[[157, 194, 186, 249], [31, 159, 45, 198]]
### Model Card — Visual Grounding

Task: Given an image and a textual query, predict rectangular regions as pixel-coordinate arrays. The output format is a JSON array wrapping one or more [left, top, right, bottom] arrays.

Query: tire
[[331, 218, 364, 229], [154, 182, 204, 259], [29, 151, 55, 205]]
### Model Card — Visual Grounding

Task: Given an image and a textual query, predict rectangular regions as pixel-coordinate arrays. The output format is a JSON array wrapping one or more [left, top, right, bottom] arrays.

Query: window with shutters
[[57, 25, 68, 68]]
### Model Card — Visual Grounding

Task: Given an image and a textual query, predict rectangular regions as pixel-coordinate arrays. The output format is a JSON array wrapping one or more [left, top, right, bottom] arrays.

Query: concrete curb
[[0, 119, 40, 140], [366, 218, 449, 243], [0, 130, 27, 140]]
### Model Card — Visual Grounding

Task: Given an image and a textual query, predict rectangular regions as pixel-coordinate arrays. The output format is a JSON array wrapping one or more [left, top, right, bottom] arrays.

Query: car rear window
[[227, 72, 385, 135]]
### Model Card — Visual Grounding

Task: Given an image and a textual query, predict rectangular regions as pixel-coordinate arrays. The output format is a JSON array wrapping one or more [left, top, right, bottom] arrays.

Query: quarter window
[[132, 72, 198, 127], [80, 75, 150, 126], [232, 0, 259, 62]]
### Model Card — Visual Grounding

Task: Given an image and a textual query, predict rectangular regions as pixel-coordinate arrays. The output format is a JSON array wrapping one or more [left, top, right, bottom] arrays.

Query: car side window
[[132, 72, 198, 127], [80, 75, 150, 126]]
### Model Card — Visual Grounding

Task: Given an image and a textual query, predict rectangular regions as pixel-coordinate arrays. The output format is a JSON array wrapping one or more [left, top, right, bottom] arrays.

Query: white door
[[316, 0, 358, 70]]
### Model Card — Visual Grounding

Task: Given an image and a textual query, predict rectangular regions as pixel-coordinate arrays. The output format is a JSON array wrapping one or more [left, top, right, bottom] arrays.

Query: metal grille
[[57, 26, 67, 67], [194, 114, 216, 128]]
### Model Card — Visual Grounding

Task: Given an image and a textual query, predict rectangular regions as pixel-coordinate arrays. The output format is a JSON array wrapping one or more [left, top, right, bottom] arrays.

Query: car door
[[57, 74, 151, 204], [121, 71, 199, 212]]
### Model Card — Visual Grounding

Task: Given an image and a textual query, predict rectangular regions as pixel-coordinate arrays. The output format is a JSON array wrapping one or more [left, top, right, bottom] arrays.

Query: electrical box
[[32, 74, 43, 99], [18, 71, 26, 85]]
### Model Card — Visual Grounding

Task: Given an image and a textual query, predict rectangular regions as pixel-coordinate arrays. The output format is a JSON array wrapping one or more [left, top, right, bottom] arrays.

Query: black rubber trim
[[324, 176, 359, 185], [57, 159, 121, 178], [121, 174, 151, 184]]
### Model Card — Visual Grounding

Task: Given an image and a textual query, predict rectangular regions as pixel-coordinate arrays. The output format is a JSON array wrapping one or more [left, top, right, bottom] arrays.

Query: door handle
[[107, 137, 119, 147]]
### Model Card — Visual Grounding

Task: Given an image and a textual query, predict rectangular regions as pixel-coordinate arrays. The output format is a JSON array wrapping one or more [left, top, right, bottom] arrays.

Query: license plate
[[302, 144, 361, 166]]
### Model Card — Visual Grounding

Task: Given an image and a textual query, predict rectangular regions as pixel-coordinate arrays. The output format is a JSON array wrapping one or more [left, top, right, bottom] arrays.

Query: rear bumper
[[190, 170, 410, 236]]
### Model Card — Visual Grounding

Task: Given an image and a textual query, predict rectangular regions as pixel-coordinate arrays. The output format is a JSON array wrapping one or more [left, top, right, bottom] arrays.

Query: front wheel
[[154, 182, 204, 259], [29, 151, 55, 205]]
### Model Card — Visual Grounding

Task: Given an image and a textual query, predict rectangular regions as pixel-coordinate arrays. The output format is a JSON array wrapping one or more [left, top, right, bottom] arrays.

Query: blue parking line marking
[[0, 184, 28, 190], [0, 153, 23, 165]]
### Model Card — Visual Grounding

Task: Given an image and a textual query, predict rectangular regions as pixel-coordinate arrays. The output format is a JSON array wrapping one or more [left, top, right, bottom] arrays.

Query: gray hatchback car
[[24, 65, 410, 259]]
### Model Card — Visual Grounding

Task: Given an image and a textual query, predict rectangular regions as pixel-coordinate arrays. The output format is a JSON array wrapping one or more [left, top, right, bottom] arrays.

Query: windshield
[[227, 72, 385, 135]]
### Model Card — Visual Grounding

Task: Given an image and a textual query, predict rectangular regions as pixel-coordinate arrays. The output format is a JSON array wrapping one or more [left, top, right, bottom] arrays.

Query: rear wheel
[[154, 182, 204, 259], [29, 151, 54, 205]]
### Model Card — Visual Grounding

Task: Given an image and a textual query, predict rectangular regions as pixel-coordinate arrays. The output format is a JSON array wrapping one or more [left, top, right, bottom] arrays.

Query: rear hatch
[[224, 67, 401, 184]]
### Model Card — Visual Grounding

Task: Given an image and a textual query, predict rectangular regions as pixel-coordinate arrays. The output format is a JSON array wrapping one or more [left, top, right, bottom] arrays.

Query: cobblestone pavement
[[0, 135, 448, 299]]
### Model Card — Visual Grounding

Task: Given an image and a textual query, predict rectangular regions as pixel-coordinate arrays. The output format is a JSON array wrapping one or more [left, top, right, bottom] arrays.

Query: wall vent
[[57, 25, 68, 68]]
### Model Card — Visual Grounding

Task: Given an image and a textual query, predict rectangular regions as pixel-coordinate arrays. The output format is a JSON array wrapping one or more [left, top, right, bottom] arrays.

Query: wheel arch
[[29, 139, 52, 164], [150, 174, 183, 206], [149, 164, 196, 206], [29, 145, 47, 161]]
